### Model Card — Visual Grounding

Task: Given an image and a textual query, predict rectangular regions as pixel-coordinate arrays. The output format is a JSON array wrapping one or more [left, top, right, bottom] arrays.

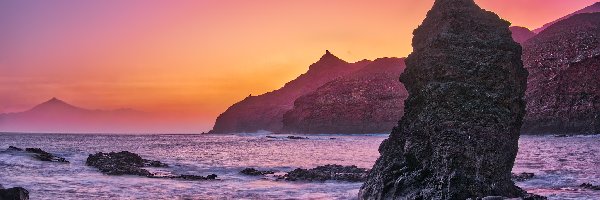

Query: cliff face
[[210, 51, 371, 133], [360, 0, 528, 199], [522, 13, 600, 134], [510, 26, 536, 44], [282, 58, 407, 134]]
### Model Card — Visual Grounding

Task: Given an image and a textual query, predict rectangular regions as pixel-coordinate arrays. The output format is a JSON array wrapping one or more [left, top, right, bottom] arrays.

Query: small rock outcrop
[[510, 26, 536, 44], [281, 165, 369, 182], [240, 168, 275, 176], [209, 50, 371, 134], [360, 0, 530, 199], [0, 186, 29, 200], [522, 13, 600, 135], [86, 151, 216, 180], [86, 151, 167, 176], [283, 58, 408, 134], [4, 146, 69, 163]]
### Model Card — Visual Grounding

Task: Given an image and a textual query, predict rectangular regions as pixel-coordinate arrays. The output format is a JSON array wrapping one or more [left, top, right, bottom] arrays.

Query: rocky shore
[[279, 165, 369, 182]]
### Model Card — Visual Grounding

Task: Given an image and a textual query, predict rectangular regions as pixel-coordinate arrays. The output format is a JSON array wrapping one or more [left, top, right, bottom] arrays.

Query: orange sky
[[0, 0, 597, 132]]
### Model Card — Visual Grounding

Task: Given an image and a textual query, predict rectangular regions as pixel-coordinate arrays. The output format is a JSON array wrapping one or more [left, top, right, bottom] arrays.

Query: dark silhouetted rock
[[86, 151, 167, 176], [510, 26, 536, 44], [3, 146, 69, 163], [0, 187, 29, 200], [166, 174, 218, 181], [240, 168, 275, 176], [286, 136, 308, 140], [283, 58, 408, 134], [580, 183, 600, 190], [512, 172, 535, 182], [281, 164, 369, 182], [522, 13, 600, 135], [25, 148, 69, 163], [360, 0, 530, 199], [210, 50, 372, 134]]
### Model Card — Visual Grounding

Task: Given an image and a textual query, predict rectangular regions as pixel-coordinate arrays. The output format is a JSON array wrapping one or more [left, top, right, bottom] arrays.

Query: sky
[[0, 0, 597, 132]]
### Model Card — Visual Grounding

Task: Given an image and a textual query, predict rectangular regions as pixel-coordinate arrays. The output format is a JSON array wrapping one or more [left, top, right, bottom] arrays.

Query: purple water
[[0, 133, 598, 199]]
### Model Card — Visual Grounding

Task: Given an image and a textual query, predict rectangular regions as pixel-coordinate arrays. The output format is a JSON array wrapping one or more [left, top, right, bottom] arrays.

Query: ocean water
[[0, 133, 598, 200]]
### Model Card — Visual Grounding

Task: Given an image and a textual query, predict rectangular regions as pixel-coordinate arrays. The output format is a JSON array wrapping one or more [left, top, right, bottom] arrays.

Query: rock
[[522, 13, 600, 135], [281, 164, 369, 182], [554, 134, 570, 138], [286, 136, 308, 140], [240, 168, 275, 176], [533, 2, 600, 33], [510, 26, 536, 45], [3, 146, 69, 163], [512, 172, 535, 182], [7, 146, 22, 151], [25, 148, 69, 163], [210, 50, 372, 134], [86, 151, 167, 176], [580, 183, 600, 190], [360, 0, 530, 199], [282, 58, 408, 134], [166, 174, 218, 181], [0, 187, 29, 200], [86, 151, 216, 181], [265, 136, 277, 139]]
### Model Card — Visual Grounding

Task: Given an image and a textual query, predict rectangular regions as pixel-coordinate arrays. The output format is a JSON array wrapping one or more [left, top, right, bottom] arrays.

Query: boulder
[[86, 151, 167, 176], [0, 187, 29, 200], [360, 0, 532, 199]]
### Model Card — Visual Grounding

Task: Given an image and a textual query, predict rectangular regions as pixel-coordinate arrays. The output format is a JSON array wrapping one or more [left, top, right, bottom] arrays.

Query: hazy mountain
[[282, 58, 407, 134], [0, 97, 153, 133], [209, 50, 372, 133], [533, 2, 600, 33]]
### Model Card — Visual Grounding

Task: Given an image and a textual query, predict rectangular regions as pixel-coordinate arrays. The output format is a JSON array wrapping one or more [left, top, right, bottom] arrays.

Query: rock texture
[[360, 0, 529, 199], [280, 165, 369, 182], [533, 2, 600, 33], [510, 26, 536, 45], [0, 187, 29, 200], [282, 58, 408, 134], [86, 151, 168, 176], [210, 51, 371, 134], [522, 13, 600, 135]]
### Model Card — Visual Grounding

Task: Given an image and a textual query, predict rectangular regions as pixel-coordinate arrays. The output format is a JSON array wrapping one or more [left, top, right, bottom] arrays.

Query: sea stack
[[360, 0, 528, 199]]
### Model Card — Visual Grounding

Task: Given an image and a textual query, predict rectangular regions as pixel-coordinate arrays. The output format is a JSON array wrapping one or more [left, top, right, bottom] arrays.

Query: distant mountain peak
[[311, 50, 348, 70], [30, 97, 83, 112]]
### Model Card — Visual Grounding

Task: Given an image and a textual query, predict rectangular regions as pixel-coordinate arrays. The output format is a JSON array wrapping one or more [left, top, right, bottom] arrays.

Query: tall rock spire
[[360, 0, 534, 199]]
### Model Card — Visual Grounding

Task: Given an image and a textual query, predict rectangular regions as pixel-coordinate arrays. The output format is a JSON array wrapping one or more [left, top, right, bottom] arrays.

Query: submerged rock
[[360, 0, 531, 199], [240, 168, 275, 176], [512, 172, 535, 182], [281, 164, 369, 182], [286, 136, 308, 140], [580, 183, 600, 190], [0, 187, 29, 200], [3, 146, 69, 163]]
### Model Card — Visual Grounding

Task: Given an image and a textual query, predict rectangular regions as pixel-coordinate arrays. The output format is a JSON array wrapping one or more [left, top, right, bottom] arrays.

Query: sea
[[0, 133, 598, 200]]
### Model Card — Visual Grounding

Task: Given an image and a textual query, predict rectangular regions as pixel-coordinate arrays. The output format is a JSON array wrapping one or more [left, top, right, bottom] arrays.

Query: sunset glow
[[1, 0, 596, 132]]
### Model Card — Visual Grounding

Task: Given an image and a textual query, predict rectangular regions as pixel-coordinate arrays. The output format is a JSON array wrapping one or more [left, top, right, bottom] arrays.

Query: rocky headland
[[282, 58, 408, 134], [360, 0, 537, 199], [210, 50, 371, 134]]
